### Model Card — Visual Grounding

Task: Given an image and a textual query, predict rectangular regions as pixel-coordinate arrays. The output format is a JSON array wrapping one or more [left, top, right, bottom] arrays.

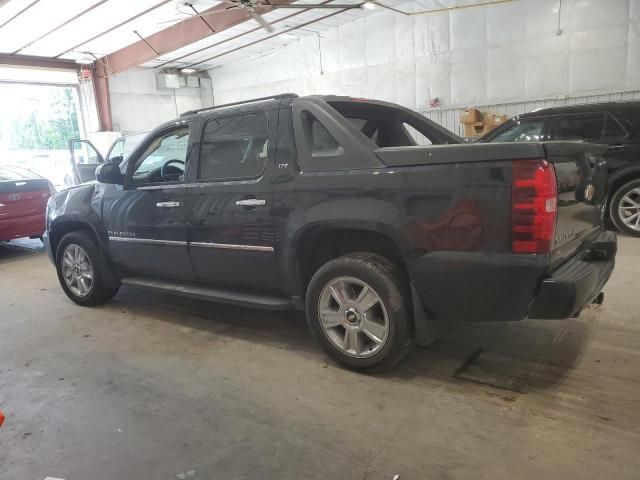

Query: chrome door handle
[[236, 199, 266, 207], [156, 201, 180, 208]]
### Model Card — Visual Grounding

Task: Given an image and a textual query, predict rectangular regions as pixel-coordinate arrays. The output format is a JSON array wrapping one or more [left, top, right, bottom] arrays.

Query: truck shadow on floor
[[110, 285, 592, 396]]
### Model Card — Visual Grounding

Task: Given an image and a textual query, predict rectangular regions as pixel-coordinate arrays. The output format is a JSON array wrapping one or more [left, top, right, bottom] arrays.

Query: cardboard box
[[463, 122, 484, 138], [460, 108, 482, 124], [481, 115, 508, 134]]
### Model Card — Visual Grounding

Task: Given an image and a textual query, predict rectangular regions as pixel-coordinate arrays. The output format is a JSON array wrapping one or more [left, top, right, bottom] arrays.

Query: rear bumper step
[[529, 231, 616, 319]]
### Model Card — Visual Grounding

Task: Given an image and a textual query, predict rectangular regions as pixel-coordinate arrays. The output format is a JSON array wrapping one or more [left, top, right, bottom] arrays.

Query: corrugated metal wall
[[422, 90, 640, 139]]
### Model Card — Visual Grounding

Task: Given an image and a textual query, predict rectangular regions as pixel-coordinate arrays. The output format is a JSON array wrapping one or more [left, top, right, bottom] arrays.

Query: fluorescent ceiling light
[[75, 55, 94, 65], [362, 2, 376, 9], [279, 32, 296, 40], [181, 68, 197, 74]]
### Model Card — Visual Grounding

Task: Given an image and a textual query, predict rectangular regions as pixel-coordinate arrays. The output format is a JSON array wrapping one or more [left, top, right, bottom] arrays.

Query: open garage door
[[0, 67, 88, 191]]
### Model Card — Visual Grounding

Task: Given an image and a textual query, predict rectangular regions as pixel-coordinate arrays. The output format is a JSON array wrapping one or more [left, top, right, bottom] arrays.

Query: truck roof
[[522, 100, 640, 117]]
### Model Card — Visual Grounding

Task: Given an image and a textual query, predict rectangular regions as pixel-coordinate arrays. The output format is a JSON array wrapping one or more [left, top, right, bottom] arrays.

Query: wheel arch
[[291, 223, 410, 296], [49, 218, 120, 288], [49, 219, 100, 261], [607, 165, 640, 205]]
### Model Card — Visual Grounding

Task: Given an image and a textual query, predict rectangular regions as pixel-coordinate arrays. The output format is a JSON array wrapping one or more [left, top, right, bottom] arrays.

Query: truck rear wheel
[[305, 253, 413, 372], [610, 179, 640, 237], [55, 231, 119, 306]]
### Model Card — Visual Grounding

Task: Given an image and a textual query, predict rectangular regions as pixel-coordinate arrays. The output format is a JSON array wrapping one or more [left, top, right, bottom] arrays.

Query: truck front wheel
[[305, 253, 413, 372], [55, 231, 119, 306]]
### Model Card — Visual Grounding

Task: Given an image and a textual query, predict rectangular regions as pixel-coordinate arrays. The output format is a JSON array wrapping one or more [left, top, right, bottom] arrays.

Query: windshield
[[488, 118, 544, 142], [107, 131, 148, 163]]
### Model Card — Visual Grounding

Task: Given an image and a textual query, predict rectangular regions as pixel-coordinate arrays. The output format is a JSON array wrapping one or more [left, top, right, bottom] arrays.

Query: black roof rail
[[180, 93, 299, 117]]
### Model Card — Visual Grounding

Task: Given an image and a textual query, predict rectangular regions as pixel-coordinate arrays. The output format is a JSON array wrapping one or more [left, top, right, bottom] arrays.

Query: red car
[[0, 166, 54, 242]]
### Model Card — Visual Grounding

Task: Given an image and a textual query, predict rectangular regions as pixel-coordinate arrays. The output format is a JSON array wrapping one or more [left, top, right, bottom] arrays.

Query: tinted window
[[132, 127, 189, 184], [301, 111, 341, 155], [551, 113, 604, 141], [71, 140, 102, 165], [603, 114, 627, 142], [491, 119, 544, 142], [199, 113, 269, 180], [610, 111, 640, 137]]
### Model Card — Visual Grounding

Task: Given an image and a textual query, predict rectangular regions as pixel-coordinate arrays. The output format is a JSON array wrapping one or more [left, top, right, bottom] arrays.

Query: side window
[[301, 111, 342, 156], [490, 119, 544, 142], [551, 113, 604, 141], [614, 110, 640, 137], [199, 113, 269, 180], [131, 127, 189, 184], [603, 114, 627, 143], [71, 140, 103, 165], [106, 138, 125, 163]]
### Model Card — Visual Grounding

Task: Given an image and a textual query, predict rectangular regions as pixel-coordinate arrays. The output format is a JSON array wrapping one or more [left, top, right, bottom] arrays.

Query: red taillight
[[511, 159, 557, 254]]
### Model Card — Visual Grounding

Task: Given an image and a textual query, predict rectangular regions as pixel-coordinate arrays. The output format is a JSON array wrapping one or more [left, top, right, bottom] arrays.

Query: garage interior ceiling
[[0, 0, 508, 72]]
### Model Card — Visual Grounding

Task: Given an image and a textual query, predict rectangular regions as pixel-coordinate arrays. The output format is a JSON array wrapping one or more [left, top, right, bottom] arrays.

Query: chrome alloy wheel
[[619, 187, 640, 232], [317, 276, 390, 358], [61, 243, 94, 297]]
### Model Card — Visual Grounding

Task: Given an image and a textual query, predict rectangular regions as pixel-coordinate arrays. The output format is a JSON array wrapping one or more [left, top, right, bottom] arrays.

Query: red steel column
[[93, 61, 112, 132]]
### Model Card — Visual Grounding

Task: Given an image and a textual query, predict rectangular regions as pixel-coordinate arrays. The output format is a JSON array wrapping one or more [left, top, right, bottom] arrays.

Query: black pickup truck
[[44, 94, 617, 371]]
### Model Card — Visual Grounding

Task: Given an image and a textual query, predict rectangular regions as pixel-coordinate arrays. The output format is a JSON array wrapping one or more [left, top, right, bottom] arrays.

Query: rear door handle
[[156, 201, 180, 208], [236, 199, 266, 207], [609, 145, 626, 151]]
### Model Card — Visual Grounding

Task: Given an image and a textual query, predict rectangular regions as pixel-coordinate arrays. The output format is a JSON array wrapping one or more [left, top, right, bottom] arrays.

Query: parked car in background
[[0, 165, 54, 242], [480, 102, 640, 236], [43, 94, 615, 371]]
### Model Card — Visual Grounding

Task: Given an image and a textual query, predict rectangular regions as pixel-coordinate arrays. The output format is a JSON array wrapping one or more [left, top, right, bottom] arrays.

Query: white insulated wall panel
[[210, 0, 640, 115]]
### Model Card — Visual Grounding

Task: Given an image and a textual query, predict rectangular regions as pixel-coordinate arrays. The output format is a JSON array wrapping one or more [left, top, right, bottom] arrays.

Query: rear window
[[490, 119, 544, 142], [0, 167, 34, 181]]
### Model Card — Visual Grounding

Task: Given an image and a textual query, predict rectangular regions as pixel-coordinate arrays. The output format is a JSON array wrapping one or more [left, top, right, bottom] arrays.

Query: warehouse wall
[[209, 0, 640, 113], [109, 68, 213, 132]]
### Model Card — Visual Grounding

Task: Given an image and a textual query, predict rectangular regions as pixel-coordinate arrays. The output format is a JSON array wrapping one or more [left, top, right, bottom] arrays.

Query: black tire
[[305, 253, 413, 372], [55, 231, 119, 306], [610, 179, 640, 237]]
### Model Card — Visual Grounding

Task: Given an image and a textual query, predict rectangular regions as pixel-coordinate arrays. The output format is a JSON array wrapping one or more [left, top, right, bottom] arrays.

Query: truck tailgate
[[543, 142, 608, 265]]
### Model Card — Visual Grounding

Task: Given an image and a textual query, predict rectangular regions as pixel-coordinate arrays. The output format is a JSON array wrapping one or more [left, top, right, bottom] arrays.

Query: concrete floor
[[0, 237, 639, 480]]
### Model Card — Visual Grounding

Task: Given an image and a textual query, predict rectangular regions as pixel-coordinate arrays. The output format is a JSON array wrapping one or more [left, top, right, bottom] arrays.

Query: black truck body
[[43, 94, 617, 371]]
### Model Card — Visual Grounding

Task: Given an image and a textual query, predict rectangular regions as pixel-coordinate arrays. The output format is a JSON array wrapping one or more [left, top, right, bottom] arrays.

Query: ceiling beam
[[95, 0, 297, 77], [0, 53, 78, 70]]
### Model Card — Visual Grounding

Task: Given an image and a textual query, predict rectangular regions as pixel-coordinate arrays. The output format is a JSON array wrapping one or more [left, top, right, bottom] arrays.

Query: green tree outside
[[7, 86, 80, 150]]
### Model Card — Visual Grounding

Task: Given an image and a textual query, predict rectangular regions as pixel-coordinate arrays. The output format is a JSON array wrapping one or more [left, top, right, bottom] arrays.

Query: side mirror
[[96, 162, 124, 185], [109, 155, 124, 166]]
